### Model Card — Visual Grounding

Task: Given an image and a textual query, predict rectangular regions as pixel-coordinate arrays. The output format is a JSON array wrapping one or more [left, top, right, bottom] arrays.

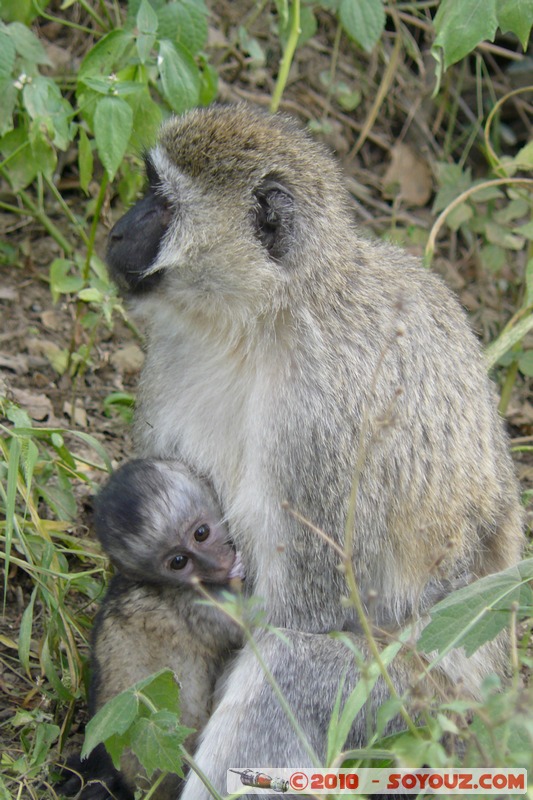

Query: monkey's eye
[[169, 554, 189, 570], [194, 524, 210, 542]]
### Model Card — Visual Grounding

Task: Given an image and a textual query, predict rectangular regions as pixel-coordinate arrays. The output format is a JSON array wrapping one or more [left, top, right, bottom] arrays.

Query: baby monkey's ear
[[252, 175, 295, 262]]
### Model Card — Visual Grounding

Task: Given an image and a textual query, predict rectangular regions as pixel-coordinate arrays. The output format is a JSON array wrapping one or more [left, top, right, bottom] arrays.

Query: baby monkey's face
[[161, 516, 245, 587]]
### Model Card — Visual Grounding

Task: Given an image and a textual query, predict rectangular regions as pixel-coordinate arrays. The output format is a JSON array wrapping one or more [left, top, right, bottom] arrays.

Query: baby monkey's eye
[[170, 554, 188, 570], [194, 524, 210, 542]]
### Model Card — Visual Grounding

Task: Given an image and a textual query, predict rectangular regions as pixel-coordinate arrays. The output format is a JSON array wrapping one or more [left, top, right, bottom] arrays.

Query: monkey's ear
[[252, 176, 295, 262]]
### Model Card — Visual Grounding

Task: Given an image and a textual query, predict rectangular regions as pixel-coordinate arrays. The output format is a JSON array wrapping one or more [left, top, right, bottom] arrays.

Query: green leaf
[[49, 259, 84, 303], [82, 691, 139, 758], [515, 221, 533, 242], [0, 30, 16, 79], [198, 59, 218, 106], [485, 221, 525, 250], [7, 21, 51, 64], [94, 96, 133, 180], [157, 40, 199, 114], [137, 0, 158, 33], [518, 350, 533, 377], [130, 88, 163, 151], [130, 711, 189, 778], [178, 0, 209, 53], [78, 128, 93, 193], [339, 0, 385, 53], [18, 588, 37, 676], [513, 140, 533, 168], [78, 29, 134, 80], [432, 0, 498, 70], [136, 0, 158, 63], [279, 4, 317, 48], [0, 126, 37, 190], [42, 635, 74, 702], [0, 78, 17, 136], [78, 287, 104, 304], [30, 722, 60, 768], [446, 202, 473, 231], [140, 669, 181, 713], [156, 1, 208, 54], [497, 0, 533, 50], [418, 559, 533, 658], [326, 632, 405, 763], [28, 121, 57, 180], [479, 243, 505, 273]]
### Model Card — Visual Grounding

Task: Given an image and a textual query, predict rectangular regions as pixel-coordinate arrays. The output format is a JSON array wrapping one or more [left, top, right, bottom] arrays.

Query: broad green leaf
[[518, 351, 533, 377], [137, 0, 158, 34], [513, 140, 533, 168], [28, 123, 57, 180], [281, 3, 317, 49], [78, 29, 134, 80], [94, 96, 133, 180], [0, 30, 16, 79], [157, 2, 207, 54], [433, 0, 498, 69], [199, 59, 218, 106], [479, 243, 505, 274], [130, 89, 163, 151], [432, 163, 473, 212], [339, 0, 385, 53], [497, 0, 533, 50], [0, 126, 38, 190], [130, 711, 189, 778], [78, 128, 93, 193], [485, 221, 525, 250], [78, 287, 104, 304], [50, 258, 84, 303], [136, 0, 157, 63], [82, 691, 139, 758], [0, 78, 17, 135], [158, 40, 200, 114], [446, 202, 473, 231], [178, 0, 209, 54], [139, 669, 181, 712], [515, 222, 533, 242], [31, 722, 60, 768], [23, 77, 73, 150], [8, 21, 51, 64], [418, 559, 533, 658]]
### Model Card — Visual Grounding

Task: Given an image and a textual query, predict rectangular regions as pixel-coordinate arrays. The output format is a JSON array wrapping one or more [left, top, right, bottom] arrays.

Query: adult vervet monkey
[[105, 103, 523, 798]]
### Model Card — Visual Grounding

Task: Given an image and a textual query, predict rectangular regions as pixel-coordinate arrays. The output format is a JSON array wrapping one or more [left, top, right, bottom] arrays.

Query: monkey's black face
[[106, 164, 173, 294]]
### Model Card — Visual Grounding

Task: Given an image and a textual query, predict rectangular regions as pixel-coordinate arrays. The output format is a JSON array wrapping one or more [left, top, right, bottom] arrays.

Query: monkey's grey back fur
[[104, 103, 524, 799]]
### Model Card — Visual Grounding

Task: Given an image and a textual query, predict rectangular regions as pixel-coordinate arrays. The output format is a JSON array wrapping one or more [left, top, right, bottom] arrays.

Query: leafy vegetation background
[[0, 0, 532, 797]]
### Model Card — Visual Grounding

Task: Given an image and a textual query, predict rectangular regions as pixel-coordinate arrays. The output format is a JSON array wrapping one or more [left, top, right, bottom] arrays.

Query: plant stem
[[270, 0, 301, 113], [18, 190, 73, 255], [83, 173, 109, 282]]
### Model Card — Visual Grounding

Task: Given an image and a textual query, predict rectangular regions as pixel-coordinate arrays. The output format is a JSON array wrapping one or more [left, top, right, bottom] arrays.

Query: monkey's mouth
[[113, 264, 166, 295]]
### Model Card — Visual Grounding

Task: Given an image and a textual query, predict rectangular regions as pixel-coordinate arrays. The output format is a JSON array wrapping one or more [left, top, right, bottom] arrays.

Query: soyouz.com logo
[[227, 768, 527, 795]]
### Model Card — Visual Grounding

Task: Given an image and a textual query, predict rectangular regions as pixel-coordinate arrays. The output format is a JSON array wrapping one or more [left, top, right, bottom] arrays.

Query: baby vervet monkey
[[65, 459, 244, 800], [104, 104, 524, 799]]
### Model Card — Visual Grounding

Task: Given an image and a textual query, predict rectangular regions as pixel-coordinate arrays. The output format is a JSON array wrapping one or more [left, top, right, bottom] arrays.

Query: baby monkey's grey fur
[[79, 459, 243, 799], [103, 104, 523, 799]]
